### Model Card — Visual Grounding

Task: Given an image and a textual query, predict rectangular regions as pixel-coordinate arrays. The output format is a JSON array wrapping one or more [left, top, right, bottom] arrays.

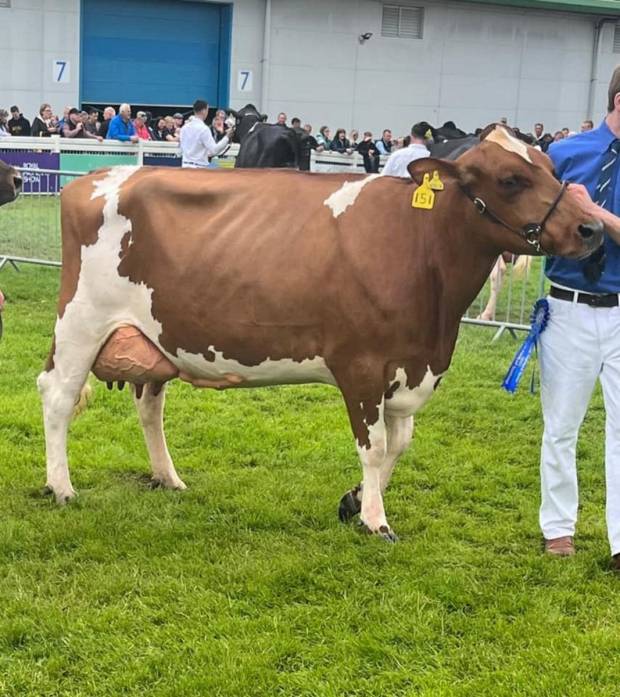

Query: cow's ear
[[261, 114, 268, 122], [407, 158, 463, 186]]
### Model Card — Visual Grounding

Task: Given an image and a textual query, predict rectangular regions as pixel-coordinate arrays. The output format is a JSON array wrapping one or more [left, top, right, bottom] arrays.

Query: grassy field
[[0, 264, 616, 697], [0, 196, 61, 263]]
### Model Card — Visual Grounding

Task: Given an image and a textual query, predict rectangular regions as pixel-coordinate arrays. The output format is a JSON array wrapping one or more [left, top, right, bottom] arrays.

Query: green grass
[[0, 196, 61, 262], [0, 265, 616, 695]]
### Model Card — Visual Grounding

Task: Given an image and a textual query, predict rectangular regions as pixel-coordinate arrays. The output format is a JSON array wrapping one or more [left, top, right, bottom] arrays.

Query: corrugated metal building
[[2, 0, 620, 135]]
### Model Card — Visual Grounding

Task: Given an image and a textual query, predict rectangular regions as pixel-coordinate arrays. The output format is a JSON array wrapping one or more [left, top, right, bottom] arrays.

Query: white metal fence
[[0, 135, 380, 173]]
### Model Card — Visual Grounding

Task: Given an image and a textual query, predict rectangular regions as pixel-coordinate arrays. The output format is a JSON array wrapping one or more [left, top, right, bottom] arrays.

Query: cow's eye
[[499, 176, 519, 188]]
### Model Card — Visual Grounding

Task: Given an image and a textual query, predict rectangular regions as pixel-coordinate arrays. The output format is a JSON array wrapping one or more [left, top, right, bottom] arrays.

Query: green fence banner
[[59, 153, 138, 184]]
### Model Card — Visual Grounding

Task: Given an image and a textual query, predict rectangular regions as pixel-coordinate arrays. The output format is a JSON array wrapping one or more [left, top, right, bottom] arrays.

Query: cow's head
[[408, 126, 603, 259], [0, 159, 22, 206], [227, 104, 268, 144]]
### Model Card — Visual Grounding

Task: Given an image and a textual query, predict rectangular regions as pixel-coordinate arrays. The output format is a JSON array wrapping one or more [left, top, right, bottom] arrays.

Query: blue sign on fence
[[0, 152, 60, 193]]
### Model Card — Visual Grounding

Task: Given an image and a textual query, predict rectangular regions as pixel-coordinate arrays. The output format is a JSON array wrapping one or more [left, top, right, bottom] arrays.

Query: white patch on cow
[[38, 165, 143, 500], [356, 399, 391, 532], [53, 165, 146, 361], [176, 347, 337, 387], [385, 365, 442, 417], [323, 174, 380, 218], [486, 126, 533, 164]]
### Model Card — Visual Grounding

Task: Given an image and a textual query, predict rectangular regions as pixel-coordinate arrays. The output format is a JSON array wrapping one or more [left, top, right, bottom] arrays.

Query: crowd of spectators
[[0, 102, 599, 165], [0, 103, 188, 143]]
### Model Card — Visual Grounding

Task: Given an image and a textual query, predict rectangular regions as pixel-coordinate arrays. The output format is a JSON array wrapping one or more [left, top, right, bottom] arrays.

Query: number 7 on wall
[[53, 60, 70, 84], [237, 69, 253, 92]]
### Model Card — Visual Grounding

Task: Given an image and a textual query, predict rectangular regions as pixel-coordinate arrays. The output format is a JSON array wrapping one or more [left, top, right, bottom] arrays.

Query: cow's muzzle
[[574, 219, 604, 259]]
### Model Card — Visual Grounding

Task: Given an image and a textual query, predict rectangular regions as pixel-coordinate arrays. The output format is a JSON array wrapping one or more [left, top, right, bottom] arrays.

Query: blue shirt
[[545, 120, 620, 293], [106, 115, 136, 142]]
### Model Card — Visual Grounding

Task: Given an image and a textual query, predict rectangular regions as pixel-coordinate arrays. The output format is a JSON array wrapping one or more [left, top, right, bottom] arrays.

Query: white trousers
[[539, 295, 620, 554]]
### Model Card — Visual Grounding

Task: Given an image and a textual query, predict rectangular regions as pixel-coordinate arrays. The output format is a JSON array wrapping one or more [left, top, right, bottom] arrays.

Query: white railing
[[0, 135, 386, 173], [0, 135, 182, 161]]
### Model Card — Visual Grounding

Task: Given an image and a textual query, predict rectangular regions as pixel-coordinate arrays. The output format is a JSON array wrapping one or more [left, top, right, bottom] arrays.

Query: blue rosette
[[502, 298, 550, 393]]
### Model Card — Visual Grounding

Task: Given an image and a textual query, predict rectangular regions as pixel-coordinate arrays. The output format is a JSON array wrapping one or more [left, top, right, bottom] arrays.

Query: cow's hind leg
[[37, 335, 102, 504], [338, 413, 414, 525], [133, 383, 186, 490]]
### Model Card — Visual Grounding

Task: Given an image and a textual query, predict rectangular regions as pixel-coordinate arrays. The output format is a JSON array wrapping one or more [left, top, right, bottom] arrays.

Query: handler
[[540, 66, 620, 566], [179, 99, 234, 168], [381, 122, 431, 178]]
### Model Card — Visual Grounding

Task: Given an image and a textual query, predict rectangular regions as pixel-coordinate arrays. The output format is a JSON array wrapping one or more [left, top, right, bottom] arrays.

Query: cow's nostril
[[13, 176, 22, 190], [578, 223, 595, 239]]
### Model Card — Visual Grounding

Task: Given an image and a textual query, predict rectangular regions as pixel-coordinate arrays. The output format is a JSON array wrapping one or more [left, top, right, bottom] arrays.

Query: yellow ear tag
[[429, 170, 444, 191], [412, 173, 435, 210]]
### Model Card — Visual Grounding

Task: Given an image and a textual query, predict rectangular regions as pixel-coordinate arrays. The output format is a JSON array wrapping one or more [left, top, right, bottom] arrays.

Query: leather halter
[[460, 180, 568, 254]]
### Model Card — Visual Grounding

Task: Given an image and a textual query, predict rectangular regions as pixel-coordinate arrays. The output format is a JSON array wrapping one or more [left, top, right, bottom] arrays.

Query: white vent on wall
[[382, 5, 424, 40], [614, 23, 620, 53]]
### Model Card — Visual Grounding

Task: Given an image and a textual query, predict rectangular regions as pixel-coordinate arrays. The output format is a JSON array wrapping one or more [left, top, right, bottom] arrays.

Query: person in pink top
[[133, 111, 151, 140]]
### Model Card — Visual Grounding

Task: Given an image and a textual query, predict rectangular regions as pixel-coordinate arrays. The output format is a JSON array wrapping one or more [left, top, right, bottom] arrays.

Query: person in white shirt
[[381, 122, 432, 178], [180, 99, 234, 168]]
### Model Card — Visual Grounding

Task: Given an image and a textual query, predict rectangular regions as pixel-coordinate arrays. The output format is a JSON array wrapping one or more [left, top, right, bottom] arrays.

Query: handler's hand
[[567, 182, 596, 212], [568, 182, 620, 239]]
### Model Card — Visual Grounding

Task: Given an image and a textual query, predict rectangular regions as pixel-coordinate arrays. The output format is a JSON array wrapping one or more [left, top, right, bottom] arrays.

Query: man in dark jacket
[[7, 106, 31, 136], [357, 131, 379, 173]]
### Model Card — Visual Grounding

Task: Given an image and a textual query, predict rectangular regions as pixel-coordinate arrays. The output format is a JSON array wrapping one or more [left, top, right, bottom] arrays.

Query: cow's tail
[[73, 381, 92, 418], [512, 255, 532, 280]]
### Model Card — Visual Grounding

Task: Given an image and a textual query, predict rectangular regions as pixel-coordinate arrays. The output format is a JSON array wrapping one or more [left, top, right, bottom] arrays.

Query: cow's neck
[[433, 189, 504, 317], [405, 185, 508, 363]]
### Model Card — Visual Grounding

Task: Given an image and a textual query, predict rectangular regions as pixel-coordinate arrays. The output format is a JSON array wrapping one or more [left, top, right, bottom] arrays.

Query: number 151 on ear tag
[[412, 173, 435, 210]]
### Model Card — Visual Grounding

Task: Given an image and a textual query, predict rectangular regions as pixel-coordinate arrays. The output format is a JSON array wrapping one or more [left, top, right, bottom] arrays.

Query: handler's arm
[[568, 183, 620, 243], [199, 126, 230, 158]]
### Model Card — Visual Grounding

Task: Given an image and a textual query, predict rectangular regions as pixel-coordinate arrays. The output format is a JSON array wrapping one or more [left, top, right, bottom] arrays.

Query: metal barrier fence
[[0, 165, 546, 334], [0, 168, 82, 269], [0, 135, 384, 175], [462, 256, 548, 337]]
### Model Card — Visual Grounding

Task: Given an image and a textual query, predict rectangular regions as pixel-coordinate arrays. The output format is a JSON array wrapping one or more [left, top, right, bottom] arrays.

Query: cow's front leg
[[339, 413, 414, 526], [356, 414, 396, 541], [132, 382, 186, 490]]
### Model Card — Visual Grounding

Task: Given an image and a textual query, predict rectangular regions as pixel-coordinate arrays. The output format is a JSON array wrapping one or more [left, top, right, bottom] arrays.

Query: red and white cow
[[38, 127, 602, 540]]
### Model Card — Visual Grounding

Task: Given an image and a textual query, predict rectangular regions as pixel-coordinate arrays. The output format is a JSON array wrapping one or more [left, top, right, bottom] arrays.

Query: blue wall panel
[[81, 0, 231, 107]]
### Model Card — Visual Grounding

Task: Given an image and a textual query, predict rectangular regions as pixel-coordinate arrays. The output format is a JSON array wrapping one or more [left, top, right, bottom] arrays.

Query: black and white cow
[[230, 104, 313, 170]]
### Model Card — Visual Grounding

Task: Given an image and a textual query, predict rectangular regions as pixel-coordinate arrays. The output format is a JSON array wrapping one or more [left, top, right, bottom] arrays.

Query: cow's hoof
[[358, 520, 398, 543], [43, 485, 76, 505], [378, 525, 398, 543], [149, 476, 187, 491], [338, 488, 362, 522]]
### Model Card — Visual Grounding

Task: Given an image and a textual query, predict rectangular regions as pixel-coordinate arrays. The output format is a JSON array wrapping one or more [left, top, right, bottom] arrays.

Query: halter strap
[[459, 181, 568, 254]]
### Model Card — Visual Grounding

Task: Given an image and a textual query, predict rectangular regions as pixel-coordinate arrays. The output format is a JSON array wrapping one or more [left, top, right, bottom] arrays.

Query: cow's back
[[236, 124, 299, 168]]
